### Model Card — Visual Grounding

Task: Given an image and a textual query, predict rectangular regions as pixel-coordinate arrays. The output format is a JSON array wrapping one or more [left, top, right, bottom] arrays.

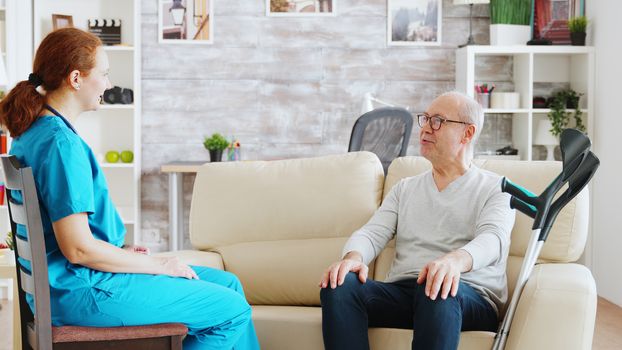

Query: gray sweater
[[342, 166, 515, 313]]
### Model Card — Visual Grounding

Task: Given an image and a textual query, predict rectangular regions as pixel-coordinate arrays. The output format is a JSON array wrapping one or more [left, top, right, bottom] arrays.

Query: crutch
[[492, 128, 600, 350]]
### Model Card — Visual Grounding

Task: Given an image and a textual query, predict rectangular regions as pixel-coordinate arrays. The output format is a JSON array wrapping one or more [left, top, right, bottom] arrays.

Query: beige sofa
[[164, 152, 596, 350]]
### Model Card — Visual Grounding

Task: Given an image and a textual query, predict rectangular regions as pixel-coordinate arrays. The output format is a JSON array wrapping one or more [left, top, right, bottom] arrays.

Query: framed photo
[[158, 0, 214, 44], [266, 0, 335, 17], [533, 0, 585, 44], [388, 0, 442, 46], [52, 14, 74, 31]]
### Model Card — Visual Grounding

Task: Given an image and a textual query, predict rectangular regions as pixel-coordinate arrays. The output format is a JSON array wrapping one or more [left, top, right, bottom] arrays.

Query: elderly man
[[319, 91, 515, 350]]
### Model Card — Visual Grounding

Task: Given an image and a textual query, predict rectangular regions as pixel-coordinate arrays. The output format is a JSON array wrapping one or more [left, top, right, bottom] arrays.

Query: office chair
[[0, 155, 187, 350], [348, 107, 414, 174]]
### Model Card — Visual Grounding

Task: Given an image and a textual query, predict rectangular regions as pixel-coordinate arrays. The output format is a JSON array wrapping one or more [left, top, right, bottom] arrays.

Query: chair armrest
[[506, 263, 597, 350], [153, 250, 224, 270]]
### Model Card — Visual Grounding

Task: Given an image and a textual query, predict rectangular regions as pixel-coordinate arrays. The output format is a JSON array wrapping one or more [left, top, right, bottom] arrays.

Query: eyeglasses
[[416, 113, 471, 131]]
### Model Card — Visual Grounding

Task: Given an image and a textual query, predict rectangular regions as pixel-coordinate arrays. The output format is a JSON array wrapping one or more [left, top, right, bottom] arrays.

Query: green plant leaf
[[203, 133, 230, 151]]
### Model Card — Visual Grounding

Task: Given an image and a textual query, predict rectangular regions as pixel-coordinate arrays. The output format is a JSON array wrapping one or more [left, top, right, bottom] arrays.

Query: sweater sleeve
[[342, 180, 401, 265], [461, 181, 515, 271]]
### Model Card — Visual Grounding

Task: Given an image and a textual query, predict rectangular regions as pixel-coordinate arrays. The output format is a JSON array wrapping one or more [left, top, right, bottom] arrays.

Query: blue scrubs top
[[10, 115, 126, 324]]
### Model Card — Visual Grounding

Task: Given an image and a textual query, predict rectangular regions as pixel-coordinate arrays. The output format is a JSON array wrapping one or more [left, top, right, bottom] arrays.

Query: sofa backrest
[[375, 156, 590, 298], [190, 152, 384, 305]]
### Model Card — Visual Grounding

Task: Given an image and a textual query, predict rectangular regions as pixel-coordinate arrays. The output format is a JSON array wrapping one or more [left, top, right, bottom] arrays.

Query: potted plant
[[203, 133, 229, 162], [489, 0, 532, 45], [568, 16, 588, 46], [547, 89, 586, 138]]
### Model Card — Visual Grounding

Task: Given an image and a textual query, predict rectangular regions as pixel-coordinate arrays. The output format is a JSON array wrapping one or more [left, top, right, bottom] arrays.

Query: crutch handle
[[510, 197, 537, 218], [501, 177, 538, 205]]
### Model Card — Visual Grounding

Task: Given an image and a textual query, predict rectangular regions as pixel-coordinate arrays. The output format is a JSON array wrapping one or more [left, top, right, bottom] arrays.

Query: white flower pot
[[490, 24, 531, 45]]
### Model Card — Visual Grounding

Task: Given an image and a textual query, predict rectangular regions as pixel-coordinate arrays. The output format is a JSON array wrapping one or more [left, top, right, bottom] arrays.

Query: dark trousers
[[320, 272, 498, 350]]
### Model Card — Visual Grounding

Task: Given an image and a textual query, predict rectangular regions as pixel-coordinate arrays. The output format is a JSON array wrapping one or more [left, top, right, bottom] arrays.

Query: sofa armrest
[[506, 263, 597, 350], [153, 250, 224, 270]]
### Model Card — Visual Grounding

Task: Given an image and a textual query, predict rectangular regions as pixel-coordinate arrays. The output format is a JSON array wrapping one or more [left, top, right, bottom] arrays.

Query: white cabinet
[[32, 0, 142, 245], [456, 46, 594, 161]]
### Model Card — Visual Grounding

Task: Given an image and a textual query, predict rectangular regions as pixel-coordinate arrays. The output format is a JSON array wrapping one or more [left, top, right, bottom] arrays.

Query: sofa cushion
[[382, 157, 588, 263], [252, 305, 495, 350], [217, 237, 348, 305], [190, 152, 384, 305], [190, 152, 384, 249]]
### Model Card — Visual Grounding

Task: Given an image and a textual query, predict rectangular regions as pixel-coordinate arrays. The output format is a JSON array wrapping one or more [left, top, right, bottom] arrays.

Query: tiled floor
[[0, 297, 620, 349]]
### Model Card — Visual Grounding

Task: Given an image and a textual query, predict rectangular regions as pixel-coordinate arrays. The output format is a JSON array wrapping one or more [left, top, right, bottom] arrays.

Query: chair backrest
[[0, 155, 52, 350], [348, 107, 414, 174]]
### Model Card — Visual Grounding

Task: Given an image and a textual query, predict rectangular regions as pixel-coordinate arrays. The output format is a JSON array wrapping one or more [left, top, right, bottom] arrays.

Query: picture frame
[[533, 0, 586, 44], [266, 0, 335, 17], [52, 14, 74, 31], [387, 0, 442, 46], [158, 0, 214, 44]]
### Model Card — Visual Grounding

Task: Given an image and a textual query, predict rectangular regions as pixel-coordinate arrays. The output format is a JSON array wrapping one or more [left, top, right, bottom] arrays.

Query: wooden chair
[[0, 155, 187, 350]]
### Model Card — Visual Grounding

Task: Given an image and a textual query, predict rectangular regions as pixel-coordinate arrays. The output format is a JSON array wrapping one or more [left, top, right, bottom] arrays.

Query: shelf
[[484, 109, 588, 114], [484, 109, 529, 114], [103, 46, 134, 52], [532, 109, 588, 114], [100, 163, 134, 168], [100, 104, 135, 110], [459, 46, 594, 56]]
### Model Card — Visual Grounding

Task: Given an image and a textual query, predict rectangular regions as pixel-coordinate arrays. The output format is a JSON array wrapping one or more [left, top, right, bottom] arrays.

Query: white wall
[[587, 1, 622, 307]]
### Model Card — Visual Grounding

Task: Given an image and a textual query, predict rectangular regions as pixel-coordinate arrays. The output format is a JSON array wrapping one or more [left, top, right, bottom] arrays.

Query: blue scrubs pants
[[61, 265, 260, 350]]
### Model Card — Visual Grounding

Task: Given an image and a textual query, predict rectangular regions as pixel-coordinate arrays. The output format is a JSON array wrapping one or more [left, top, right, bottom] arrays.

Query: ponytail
[[0, 80, 46, 137]]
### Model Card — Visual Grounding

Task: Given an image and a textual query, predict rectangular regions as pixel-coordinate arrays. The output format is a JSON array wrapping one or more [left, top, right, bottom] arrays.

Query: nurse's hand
[[158, 256, 199, 280]]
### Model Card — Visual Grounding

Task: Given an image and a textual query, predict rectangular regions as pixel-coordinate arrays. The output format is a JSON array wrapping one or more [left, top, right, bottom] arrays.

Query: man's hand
[[416, 249, 473, 300], [319, 251, 368, 289]]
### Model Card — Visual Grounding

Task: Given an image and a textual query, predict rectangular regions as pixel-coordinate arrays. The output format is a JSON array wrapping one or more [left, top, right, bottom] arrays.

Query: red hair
[[0, 28, 102, 137]]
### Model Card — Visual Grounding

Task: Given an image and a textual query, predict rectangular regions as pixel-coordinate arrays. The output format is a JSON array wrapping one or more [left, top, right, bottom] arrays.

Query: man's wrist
[[343, 251, 363, 262], [454, 249, 473, 272]]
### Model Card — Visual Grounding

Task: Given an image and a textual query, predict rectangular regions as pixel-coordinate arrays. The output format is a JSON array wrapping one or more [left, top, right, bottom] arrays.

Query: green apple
[[105, 151, 120, 163], [120, 150, 134, 163]]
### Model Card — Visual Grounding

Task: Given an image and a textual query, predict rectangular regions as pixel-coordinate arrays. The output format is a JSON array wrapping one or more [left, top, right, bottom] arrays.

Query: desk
[[0, 251, 21, 350], [160, 161, 206, 251]]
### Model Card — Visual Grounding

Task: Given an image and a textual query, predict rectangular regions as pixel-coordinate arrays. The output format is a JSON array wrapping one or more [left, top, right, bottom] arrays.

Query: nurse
[[0, 28, 260, 350]]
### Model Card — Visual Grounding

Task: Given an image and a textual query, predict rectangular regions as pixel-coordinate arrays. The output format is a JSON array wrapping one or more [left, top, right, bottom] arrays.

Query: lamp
[[361, 93, 410, 115], [534, 119, 558, 161], [169, 0, 187, 26], [454, 0, 490, 48]]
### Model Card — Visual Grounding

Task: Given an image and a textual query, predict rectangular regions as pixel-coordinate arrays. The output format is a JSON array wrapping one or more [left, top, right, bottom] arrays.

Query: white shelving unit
[[32, 0, 142, 245], [456, 45, 594, 161], [1, 0, 32, 241]]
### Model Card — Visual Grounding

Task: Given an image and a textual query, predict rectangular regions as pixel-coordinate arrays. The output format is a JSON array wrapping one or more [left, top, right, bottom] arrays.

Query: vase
[[570, 32, 586, 46], [490, 24, 531, 46], [208, 149, 223, 163]]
